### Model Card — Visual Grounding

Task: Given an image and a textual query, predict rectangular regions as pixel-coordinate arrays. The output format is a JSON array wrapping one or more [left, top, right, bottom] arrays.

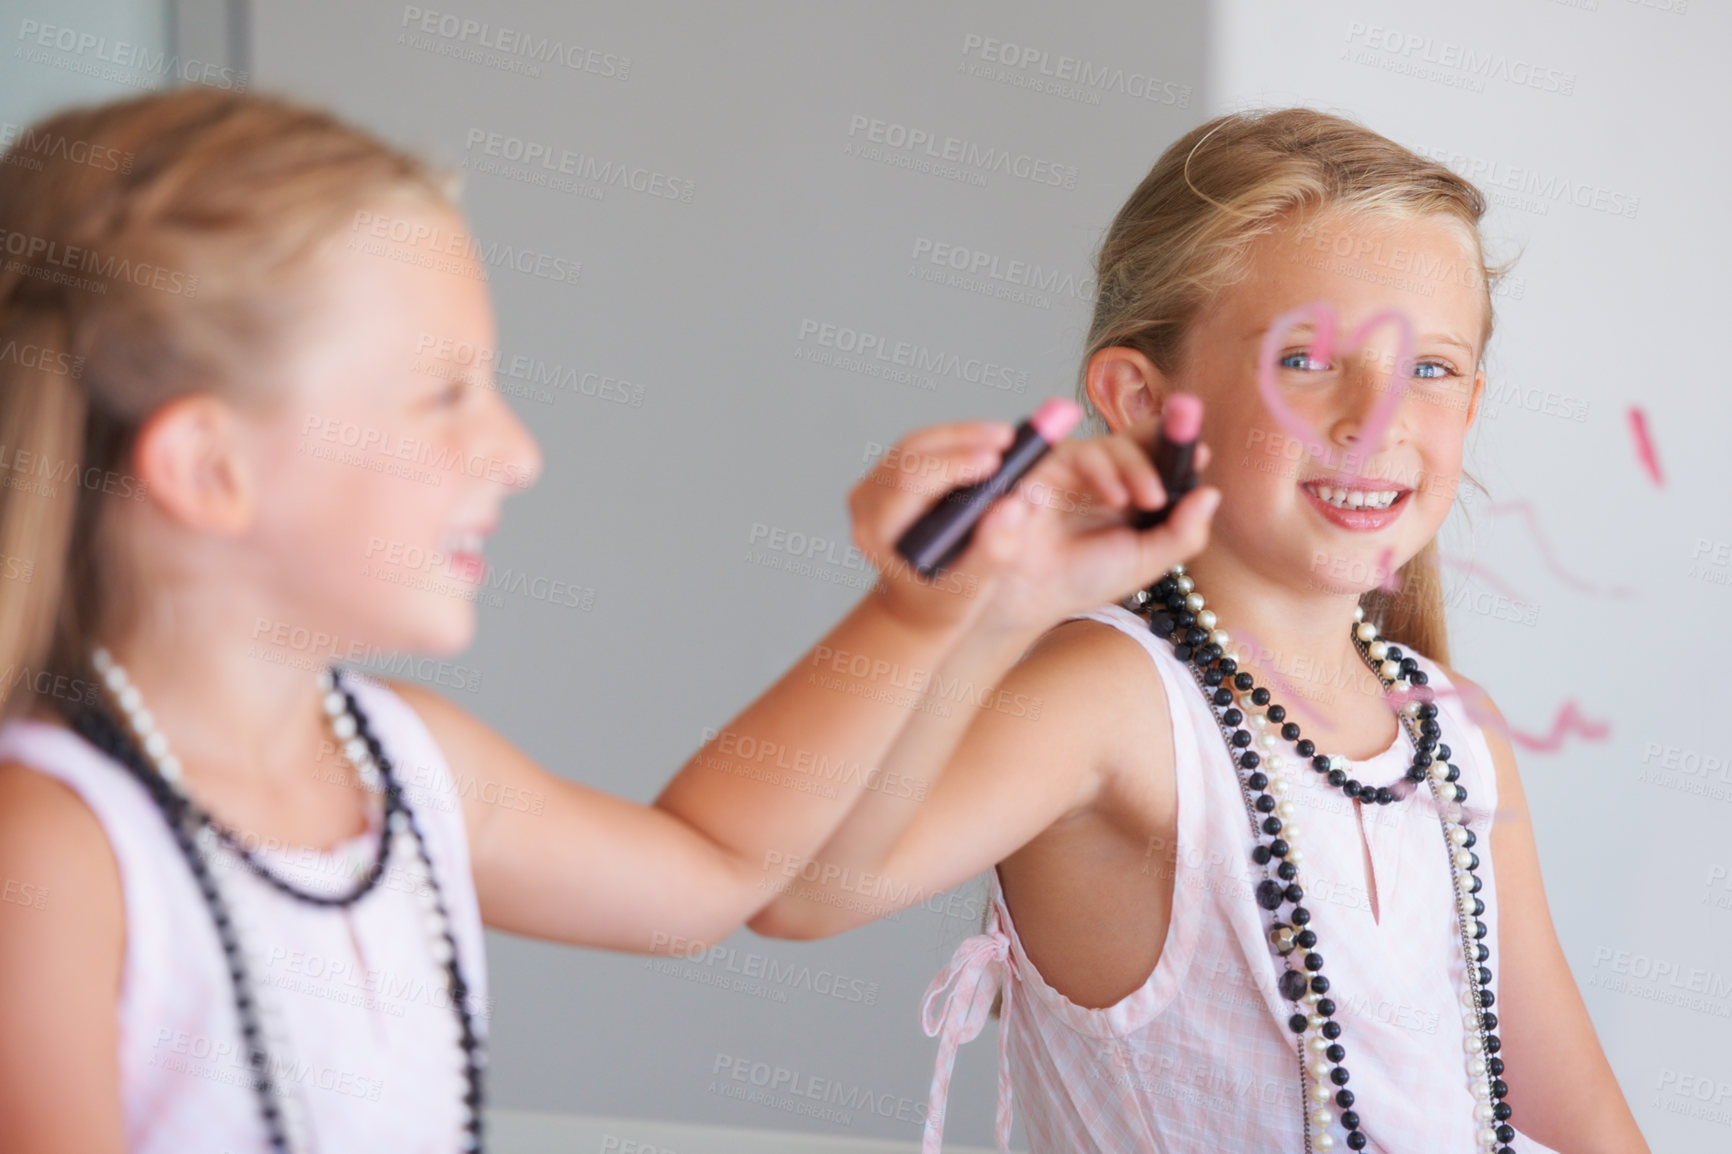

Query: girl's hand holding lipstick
[[958, 400, 1221, 637], [844, 416, 1041, 634], [847, 396, 1222, 638]]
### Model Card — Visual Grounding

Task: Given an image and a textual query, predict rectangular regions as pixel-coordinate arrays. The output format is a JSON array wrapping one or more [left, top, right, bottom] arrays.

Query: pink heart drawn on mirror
[[1255, 300, 1416, 482]]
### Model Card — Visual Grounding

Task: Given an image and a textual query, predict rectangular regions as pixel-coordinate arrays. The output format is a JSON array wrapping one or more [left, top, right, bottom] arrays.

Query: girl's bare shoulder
[[0, 759, 124, 928], [1015, 613, 1178, 794], [0, 760, 127, 1150]]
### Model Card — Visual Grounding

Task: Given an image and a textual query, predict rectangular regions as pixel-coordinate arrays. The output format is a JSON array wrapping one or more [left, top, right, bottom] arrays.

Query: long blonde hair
[[0, 86, 453, 721], [1080, 106, 1516, 666]]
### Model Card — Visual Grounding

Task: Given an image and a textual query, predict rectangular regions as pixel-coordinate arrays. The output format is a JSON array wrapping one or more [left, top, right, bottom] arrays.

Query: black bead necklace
[[1123, 566, 1518, 1154], [1128, 577, 1451, 808], [57, 655, 486, 1153]]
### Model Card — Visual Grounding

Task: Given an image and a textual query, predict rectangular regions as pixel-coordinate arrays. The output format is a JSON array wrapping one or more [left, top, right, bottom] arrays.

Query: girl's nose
[[1335, 357, 1411, 444], [482, 386, 543, 492]]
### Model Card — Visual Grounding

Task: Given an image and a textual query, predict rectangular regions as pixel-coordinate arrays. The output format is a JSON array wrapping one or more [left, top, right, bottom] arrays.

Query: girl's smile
[[1298, 478, 1414, 532], [436, 519, 496, 584]]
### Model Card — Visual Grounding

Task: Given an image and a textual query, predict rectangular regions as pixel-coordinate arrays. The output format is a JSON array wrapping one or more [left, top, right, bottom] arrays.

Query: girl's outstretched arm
[[748, 613, 1175, 940], [390, 590, 994, 954], [747, 427, 1213, 941], [1446, 666, 1650, 1154], [395, 418, 1212, 955]]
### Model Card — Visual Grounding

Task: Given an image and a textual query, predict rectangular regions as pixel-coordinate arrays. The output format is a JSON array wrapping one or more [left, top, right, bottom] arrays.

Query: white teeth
[[440, 529, 485, 555], [1305, 484, 1401, 511]]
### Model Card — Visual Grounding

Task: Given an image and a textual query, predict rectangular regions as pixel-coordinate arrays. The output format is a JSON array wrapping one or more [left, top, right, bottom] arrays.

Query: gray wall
[[4, 0, 1724, 1148], [0, 0, 171, 124], [247, 2, 1208, 1147]]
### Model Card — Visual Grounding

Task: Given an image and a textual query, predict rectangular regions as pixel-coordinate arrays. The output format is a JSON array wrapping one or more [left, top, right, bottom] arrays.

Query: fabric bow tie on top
[[921, 926, 1016, 1154]]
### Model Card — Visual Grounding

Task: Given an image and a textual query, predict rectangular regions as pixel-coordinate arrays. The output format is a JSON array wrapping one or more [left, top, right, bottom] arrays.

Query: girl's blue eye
[[1279, 351, 1329, 371], [1279, 352, 1465, 387]]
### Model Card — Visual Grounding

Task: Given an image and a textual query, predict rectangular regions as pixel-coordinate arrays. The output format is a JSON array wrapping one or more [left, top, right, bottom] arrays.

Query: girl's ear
[[1084, 345, 1175, 433], [130, 395, 257, 536], [1463, 366, 1487, 428]]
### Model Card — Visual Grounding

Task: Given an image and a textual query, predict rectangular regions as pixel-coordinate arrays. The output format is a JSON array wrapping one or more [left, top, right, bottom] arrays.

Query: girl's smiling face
[[1105, 209, 1488, 598], [240, 193, 543, 659]]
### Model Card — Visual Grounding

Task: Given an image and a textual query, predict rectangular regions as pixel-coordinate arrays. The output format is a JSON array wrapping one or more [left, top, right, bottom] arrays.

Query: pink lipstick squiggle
[[1256, 300, 1416, 482], [1628, 405, 1663, 486], [1437, 555, 1528, 602], [1478, 499, 1634, 598], [1384, 683, 1610, 754]]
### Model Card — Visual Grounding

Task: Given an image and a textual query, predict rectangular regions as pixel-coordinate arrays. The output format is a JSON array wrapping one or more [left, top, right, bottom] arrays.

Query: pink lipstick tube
[[1132, 393, 1203, 530]]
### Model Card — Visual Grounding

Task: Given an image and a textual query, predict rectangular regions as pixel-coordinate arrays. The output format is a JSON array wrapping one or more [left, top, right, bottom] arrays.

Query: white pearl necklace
[[92, 648, 384, 795], [87, 648, 475, 1151]]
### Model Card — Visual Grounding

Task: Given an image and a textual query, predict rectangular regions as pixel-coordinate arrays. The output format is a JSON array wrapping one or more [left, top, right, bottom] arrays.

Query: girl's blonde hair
[[0, 86, 454, 721], [1081, 106, 1515, 666]]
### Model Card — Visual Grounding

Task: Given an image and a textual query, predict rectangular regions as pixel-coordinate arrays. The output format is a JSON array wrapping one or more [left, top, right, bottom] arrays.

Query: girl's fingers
[[886, 419, 1016, 459], [849, 416, 1211, 600], [1095, 432, 1168, 512], [857, 440, 997, 504], [1132, 483, 1221, 580], [1120, 413, 1211, 497], [850, 439, 1020, 560], [861, 422, 1019, 508], [1092, 428, 1209, 515], [1066, 442, 1130, 509], [957, 483, 1033, 572], [1027, 439, 1131, 512], [1031, 432, 1172, 514]]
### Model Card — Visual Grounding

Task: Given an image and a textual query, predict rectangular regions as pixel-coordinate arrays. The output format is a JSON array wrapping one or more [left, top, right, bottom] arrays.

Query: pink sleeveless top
[[920, 604, 1564, 1154], [0, 672, 488, 1153]]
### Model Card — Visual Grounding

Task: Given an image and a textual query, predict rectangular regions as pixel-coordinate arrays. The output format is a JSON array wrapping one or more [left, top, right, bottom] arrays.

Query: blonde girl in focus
[[753, 109, 1648, 1154]]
